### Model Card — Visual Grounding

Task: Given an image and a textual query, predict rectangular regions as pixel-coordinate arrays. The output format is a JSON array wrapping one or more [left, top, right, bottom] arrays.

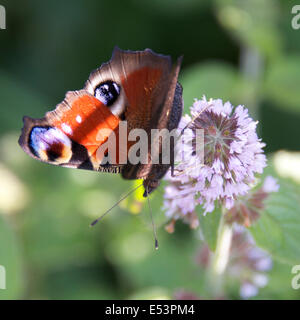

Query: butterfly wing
[[18, 90, 123, 172], [19, 47, 182, 179]]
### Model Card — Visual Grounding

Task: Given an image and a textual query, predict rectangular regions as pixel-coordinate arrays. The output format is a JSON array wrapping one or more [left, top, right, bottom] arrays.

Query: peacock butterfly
[[18, 47, 183, 197]]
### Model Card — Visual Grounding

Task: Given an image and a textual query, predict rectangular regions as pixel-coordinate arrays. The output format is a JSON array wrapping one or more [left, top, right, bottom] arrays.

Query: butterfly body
[[19, 47, 183, 196]]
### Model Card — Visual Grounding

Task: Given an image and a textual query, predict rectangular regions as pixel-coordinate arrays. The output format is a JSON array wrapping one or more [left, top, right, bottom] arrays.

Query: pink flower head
[[164, 97, 267, 226]]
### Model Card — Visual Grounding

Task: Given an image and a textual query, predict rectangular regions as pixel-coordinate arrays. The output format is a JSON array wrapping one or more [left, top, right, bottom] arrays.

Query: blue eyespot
[[94, 81, 120, 106], [29, 127, 48, 157], [29, 126, 71, 161]]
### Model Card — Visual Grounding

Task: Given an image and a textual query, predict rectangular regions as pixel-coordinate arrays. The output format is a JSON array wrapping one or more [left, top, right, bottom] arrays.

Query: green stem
[[207, 211, 233, 297]]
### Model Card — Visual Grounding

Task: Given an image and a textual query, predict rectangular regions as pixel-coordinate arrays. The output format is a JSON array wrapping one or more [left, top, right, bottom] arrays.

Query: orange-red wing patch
[[52, 94, 120, 158]]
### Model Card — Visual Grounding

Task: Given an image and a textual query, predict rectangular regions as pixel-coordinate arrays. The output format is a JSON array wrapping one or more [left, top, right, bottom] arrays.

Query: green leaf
[[264, 55, 300, 114], [198, 206, 222, 251], [250, 179, 300, 265], [0, 215, 24, 299]]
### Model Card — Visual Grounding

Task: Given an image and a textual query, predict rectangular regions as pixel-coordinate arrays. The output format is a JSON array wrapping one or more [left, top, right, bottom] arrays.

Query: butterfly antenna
[[90, 183, 143, 227], [146, 186, 159, 250]]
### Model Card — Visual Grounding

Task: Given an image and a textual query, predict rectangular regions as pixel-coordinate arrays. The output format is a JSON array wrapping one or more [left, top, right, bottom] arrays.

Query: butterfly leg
[[143, 179, 160, 197]]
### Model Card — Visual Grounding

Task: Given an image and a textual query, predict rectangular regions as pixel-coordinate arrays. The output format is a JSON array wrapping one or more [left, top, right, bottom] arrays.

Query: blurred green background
[[0, 0, 300, 299]]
